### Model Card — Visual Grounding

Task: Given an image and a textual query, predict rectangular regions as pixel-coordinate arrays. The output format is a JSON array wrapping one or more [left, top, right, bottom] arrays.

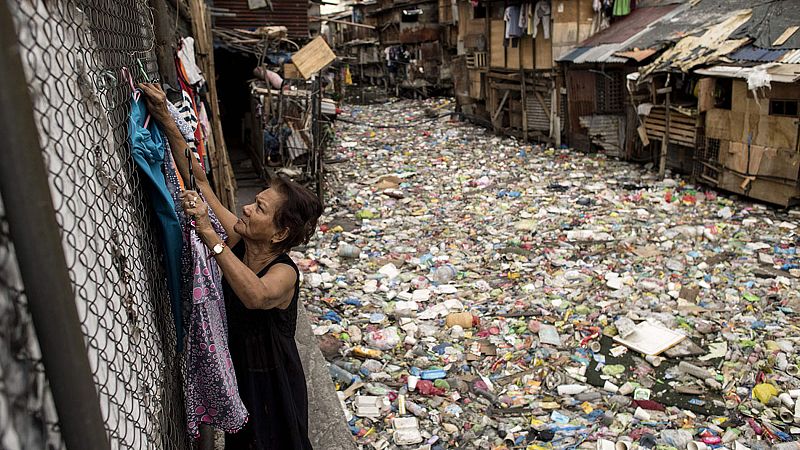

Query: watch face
[[214, 244, 224, 254]]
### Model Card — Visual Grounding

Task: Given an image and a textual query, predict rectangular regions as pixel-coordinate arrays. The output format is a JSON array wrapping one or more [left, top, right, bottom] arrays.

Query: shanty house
[[627, 0, 800, 205], [452, 0, 602, 143], [557, 1, 684, 158], [367, 0, 451, 92], [689, 2, 800, 206]]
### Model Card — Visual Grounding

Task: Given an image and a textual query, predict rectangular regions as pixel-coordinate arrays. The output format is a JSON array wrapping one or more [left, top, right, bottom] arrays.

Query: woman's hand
[[180, 190, 212, 232], [138, 83, 172, 125]]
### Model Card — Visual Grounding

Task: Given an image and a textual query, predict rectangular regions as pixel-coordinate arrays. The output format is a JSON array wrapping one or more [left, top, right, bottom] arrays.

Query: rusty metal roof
[[580, 4, 681, 46], [558, 4, 681, 64], [213, 0, 310, 39]]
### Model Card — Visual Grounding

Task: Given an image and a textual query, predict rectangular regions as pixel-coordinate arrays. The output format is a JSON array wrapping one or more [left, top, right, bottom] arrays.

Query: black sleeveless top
[[223, 242, 312, 450]]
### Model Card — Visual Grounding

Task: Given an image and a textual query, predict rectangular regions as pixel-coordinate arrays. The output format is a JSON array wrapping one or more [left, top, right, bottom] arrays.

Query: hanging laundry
[[504, 5, 524, 39], [592, 0, 605, 34], [532, 0, 551, 39], [613, 0, 631, 16], [525, 2, 536, 35], [614, 0, 631, 16], [518, 2, 530, 32], [127, 92, 184, 351], [177, 37, 205, 86], [175, 89, 205, 167], [163, 151, 248, 437], [197, 102, 212, 173], [344, 65, 353, 85], [168, 100, 195, 143]]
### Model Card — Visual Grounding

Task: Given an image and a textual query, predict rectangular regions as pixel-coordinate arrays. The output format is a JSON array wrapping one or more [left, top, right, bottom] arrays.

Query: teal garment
[[128, 93, 185, 351], [613, 0, 631, 16]]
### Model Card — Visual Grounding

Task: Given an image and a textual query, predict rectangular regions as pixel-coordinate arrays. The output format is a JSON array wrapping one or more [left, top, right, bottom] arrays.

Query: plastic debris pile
[[293, 99, 800, 450]]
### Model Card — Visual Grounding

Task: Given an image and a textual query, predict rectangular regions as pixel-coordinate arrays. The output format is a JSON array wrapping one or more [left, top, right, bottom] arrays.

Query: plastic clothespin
[[137, 58, 150, 83]]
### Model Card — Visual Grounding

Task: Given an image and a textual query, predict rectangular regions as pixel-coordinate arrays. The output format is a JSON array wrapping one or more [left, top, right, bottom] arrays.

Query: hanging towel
[[128, 93, 184, 351]]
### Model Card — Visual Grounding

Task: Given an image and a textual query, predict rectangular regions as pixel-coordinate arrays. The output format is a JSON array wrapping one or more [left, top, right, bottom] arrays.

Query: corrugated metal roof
[[558, 5, 683, 64], [729, 45, 788, 62], [623, 0, 751, 53], [694, 63, 800, 83], [580, 5, 680, 46], [559, 46, 592, 63], [213, 0, 310, 38], [730, 0, 800, 50], [569, 44, 628, 64], [782, 49, 800, 64]]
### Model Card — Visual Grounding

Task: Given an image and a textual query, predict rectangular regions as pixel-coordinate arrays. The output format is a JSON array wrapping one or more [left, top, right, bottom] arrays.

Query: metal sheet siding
[[729, 45, 787, 62], [526, 94, 551, 132], [579, 5, 679, 46], [213, 0, 309, 38]]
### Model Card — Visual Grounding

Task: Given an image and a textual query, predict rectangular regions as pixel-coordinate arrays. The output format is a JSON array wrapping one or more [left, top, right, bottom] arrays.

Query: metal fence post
[[0, 4, 110, 450]]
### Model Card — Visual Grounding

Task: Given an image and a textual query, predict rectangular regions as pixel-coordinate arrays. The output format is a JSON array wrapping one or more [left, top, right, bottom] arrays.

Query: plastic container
[[329, 364, 361, 386], [431, 265, 457, 284]]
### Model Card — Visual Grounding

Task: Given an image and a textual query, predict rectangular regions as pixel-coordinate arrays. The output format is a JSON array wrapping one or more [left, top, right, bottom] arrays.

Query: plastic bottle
[[328, 364, 361, 386], [338, 243, 361, 258], [333, 359, 361, 374], [364, 383, 391, 396], [420, 368, 447, 380], [432, 265, 457, 284], [405, 400, 428, 418]]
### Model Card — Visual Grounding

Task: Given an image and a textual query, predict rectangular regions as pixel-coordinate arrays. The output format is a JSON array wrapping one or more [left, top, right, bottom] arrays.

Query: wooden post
[[657, 87, 672, 178], [188, 0, 237, 209], [521, 70, 528, 141], [149, 0, 179, 86], [493, 89, 510, 128]]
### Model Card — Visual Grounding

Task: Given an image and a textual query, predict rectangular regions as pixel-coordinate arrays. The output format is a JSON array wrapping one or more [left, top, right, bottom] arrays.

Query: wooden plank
[[507, 41, 520, 69], [493, 90, 510, 123], [534, 33, 552, 69], [310, 17, 376, 29], [521, 71, 528, 140], [189, 0, 237, 208], [487, 72, 521, 81], [489, 81, 522, 91], [292, 36, 336, 80], [490, 20, 505, 68], [644, 119, 697, 133], [534, 91, 551, 122], [644, 124, 696, 139], [773, 26, 799, 46], [521, 36, 534, 69], [283, 62, 302, 79]]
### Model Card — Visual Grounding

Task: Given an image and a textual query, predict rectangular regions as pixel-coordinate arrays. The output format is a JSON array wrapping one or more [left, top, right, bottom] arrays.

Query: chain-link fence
[[3, 0, 190, 447]]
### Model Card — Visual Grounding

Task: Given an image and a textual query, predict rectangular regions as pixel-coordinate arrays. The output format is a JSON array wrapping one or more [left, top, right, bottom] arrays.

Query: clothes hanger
[[122, 66, 152, 127], [121, 67, 139, 101]]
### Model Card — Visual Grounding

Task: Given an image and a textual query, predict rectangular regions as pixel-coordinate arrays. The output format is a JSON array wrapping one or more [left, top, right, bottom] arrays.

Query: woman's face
[[234, 188, 287, 244]]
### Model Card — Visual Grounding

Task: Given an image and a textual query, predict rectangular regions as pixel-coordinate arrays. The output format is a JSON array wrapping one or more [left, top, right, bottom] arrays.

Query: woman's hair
[[269, 176, 323, 252]]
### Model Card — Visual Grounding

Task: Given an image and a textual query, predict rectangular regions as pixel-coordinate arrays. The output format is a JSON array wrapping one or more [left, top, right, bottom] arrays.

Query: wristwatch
[[210, 242, 226, 258]]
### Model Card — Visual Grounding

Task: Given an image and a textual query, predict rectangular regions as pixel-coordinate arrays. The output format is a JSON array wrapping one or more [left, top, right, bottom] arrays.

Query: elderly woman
[[139, 83, 321, 449]]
